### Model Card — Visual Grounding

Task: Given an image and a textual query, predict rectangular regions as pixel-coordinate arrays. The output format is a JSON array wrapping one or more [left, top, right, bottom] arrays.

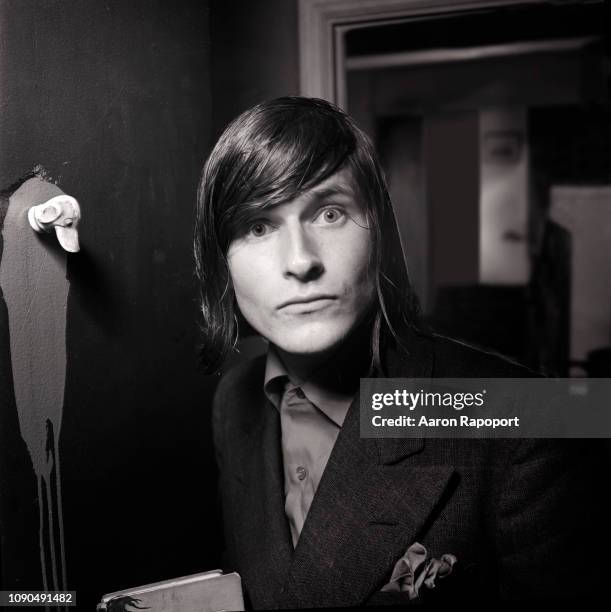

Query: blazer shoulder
[[431, 333, 538, 378]]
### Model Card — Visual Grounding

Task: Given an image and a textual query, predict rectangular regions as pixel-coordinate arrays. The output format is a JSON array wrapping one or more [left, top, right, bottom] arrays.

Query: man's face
[[227, 168, 375, 359]]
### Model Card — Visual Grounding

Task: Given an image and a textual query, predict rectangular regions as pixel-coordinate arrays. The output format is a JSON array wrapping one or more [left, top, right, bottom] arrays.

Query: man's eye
[[317, 207, 344, 224], [249, 222, 269, 237]]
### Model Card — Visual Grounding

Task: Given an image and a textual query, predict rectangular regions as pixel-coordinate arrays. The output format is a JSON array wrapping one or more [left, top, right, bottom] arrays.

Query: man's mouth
[[277, 295, 337, 312]]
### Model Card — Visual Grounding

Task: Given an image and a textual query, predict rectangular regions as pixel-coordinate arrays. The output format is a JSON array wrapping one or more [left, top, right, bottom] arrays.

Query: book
[[96, 569, 244, 612]]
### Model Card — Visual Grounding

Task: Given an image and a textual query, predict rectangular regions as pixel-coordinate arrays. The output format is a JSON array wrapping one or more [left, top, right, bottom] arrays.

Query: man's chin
[[270, 324, 352, 358]]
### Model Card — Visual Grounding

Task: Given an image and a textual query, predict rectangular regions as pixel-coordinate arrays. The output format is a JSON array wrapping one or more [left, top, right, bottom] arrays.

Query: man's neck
[[273, 321, 373, 388]]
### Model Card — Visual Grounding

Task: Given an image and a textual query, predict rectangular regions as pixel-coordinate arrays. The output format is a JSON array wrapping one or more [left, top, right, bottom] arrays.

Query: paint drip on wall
[[0, 176, 70, 592]]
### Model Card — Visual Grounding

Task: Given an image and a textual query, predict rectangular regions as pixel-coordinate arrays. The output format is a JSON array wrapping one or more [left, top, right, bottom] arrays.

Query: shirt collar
[[263, 346, 289, 409], [263, 345, 353, 428]]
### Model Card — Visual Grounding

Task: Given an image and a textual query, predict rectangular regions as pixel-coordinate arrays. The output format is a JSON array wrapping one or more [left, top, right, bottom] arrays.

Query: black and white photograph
[[1, 0, 610, 610]]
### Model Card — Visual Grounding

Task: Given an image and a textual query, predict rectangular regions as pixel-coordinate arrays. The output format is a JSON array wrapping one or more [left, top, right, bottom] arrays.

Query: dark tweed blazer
[[212, 330, 606, 608]]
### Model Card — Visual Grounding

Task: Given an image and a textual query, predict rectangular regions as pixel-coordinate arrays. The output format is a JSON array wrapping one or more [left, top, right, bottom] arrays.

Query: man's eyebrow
[[308, 185, 354, 201]]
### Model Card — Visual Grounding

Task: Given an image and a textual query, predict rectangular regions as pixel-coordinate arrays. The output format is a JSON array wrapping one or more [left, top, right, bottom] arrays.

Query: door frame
[[298, 0, 553, 107]]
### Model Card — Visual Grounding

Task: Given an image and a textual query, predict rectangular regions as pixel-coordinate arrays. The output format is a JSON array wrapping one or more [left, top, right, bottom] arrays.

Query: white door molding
[[299, 0, 550, 105]]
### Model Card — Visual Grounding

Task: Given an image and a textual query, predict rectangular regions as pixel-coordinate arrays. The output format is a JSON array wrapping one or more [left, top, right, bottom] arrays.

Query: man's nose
[[282, 225, 324, 281]]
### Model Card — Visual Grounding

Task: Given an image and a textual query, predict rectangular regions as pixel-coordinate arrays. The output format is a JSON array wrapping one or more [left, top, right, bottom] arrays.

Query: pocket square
[[381, 542, 457, 600]]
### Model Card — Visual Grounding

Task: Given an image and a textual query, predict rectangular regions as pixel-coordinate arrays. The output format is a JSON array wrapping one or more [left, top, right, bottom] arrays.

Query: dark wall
[[0, 0, 220, 607], [210, 0, 299, 136]]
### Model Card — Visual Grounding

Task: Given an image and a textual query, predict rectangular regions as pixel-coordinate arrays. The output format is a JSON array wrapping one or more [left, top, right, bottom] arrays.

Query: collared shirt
[[264, 346, 354, 547]]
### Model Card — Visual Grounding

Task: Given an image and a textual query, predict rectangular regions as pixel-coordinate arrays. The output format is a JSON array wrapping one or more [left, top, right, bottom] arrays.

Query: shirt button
[[295, 388, 305, 399], [296, 466, 307, 480]]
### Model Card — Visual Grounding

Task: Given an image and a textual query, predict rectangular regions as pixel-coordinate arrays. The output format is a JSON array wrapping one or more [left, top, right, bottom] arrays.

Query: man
[[194, 97, 604, 607]]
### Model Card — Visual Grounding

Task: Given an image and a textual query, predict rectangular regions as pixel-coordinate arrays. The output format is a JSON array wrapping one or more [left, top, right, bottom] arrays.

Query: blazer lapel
[[275, 396, 454, 609], [231, 395, 293, 610], [232, 329, 446, 609]]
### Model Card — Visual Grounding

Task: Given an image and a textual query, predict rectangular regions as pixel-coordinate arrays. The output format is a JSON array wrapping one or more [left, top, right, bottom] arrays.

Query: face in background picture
[[227, 168, 375, 361]]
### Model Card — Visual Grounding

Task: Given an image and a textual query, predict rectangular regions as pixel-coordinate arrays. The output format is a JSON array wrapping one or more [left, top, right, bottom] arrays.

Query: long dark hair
[[194, 96, 423, 374]]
